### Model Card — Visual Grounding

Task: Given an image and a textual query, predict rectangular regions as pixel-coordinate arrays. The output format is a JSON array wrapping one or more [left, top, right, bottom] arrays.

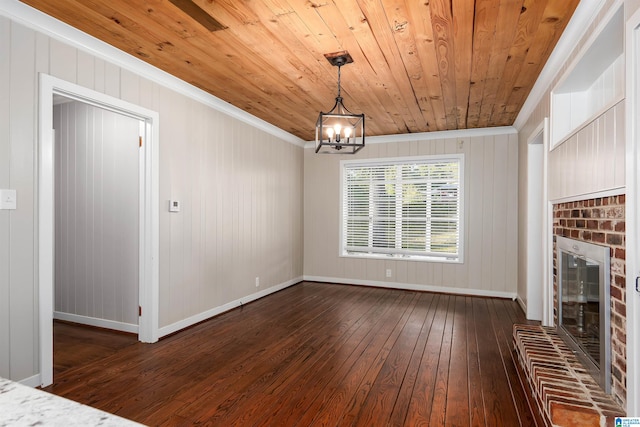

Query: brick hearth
[[513, 324, 624, 426]]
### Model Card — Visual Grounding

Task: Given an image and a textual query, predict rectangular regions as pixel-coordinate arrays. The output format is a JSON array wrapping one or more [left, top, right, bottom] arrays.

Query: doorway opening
[[52, 96, 142, 376], [39, 74, 159, 387]]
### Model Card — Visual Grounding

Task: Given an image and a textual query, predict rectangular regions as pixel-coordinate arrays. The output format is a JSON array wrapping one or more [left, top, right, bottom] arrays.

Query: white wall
[[304, 130, 519, 297], [0, 12, 303, 382], [54, 101, 140, 329]]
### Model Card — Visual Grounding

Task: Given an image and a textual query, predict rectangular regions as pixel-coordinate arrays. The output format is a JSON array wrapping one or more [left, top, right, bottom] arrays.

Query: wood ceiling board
[[466, 0, 501, 129], [312, 1, 410, 136], [20, 0, 579, 139], [92, 0, 325, 135], [169, 2, 329, 136], [45, 0, 288, 125], [475, 0, 524, 129], [203, 2, 376, 135], [488, 0, 550, 125], [405, 0, 448, 131], [195, 0, 336, 106], [429, 0, 459, 130], [487, 0, 542, 125], [356, 0, 429, 134], [500, 0, 578, 125], [320, 0, 411, 133], [451, 0, 474, 130], [384, 0, 439, 133]]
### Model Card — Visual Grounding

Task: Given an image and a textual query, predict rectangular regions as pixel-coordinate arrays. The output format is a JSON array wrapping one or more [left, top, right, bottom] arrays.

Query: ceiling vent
[[169, 0, 227, 32]]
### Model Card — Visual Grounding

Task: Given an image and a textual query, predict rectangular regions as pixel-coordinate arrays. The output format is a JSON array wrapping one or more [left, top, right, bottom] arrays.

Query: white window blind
[[341, 155, 463, 262]]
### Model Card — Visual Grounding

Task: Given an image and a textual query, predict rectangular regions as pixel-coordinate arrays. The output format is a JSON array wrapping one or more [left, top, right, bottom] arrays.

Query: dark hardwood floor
[[45, 282, 541, 426], [52, 320, 138, 376]]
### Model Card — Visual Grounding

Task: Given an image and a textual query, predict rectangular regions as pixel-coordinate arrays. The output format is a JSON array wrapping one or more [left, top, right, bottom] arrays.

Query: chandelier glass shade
[[315, 52, 365, 154]]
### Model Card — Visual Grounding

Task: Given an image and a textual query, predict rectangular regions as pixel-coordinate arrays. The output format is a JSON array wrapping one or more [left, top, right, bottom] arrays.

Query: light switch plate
[[0, 189, 16, 210]]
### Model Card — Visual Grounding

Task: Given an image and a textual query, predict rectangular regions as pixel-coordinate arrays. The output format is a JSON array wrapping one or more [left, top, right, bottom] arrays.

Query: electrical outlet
[[386, 269, 392, 278], [255, 277, 260, 288]]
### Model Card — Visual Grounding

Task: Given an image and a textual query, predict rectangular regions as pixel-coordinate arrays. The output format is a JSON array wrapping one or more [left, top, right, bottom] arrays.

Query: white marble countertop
[[0, 377, 144, 426]]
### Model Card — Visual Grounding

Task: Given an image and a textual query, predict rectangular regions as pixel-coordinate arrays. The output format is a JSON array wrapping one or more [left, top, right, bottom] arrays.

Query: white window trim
[[339, 154, 465, 264]]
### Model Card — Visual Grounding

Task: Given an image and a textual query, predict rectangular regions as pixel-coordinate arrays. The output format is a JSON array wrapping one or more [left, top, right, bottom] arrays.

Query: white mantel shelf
[[0, 377, 143, 426]]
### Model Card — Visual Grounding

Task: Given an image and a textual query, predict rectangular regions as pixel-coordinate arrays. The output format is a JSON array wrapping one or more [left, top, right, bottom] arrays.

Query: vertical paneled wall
[[158, 97, 305, 328], [0, 11, 11, 379], [0, 17, 38, 382], [156, 93, 303, 329], [54, 101, 140, 328], [547, 101, 625, 201], [303, 132, 519, 296], [0, 15, 303, 382]]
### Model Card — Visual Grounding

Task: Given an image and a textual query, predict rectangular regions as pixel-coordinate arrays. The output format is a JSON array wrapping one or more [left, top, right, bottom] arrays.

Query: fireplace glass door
[[556, 236, 610, 393], [560, 252, 600, 363]]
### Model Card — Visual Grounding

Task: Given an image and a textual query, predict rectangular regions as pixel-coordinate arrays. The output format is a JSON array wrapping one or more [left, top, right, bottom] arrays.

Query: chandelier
[[315, 52, 365, 154]]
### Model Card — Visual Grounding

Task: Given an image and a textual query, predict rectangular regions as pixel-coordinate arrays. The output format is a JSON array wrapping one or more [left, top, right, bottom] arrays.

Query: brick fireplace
[[553, 195, 626, 408]]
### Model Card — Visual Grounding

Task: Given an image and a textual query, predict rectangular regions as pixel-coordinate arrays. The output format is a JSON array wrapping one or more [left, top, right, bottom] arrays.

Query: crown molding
[[0, 0, 305, 147], [304, 125, 517, 149]]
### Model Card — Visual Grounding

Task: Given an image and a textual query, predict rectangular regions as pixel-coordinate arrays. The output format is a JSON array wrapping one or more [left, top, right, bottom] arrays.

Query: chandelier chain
[[337, 64, 341, 99]]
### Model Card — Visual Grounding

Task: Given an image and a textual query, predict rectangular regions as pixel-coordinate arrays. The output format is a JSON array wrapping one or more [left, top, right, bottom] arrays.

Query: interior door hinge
[[139, 305, 142, 316], [139, 136, 143, 148]]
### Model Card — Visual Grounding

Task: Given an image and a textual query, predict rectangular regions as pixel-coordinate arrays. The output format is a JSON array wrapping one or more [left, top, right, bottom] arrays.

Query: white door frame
[[526, 117, 553, 326], [625, 8, 640, 416], [525, 122, 546, 320], [38, 74, 159, 387], [542, 118, 553, 328]]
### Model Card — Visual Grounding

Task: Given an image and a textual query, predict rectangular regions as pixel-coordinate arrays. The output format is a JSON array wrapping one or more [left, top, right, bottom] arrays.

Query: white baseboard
[[303, 275, 518, 300], [158, 276, 303, 338], [516, 296, 527, 314], [18, 374, 42, 388], [53, 312, 138, 334]]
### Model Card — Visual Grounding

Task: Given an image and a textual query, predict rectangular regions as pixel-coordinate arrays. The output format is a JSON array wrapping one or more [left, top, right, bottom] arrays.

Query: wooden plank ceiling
[[21, 0, 580, 140]]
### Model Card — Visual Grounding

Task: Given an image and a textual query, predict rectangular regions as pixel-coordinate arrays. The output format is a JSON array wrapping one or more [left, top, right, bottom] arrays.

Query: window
[[340, 155, 463, 262]]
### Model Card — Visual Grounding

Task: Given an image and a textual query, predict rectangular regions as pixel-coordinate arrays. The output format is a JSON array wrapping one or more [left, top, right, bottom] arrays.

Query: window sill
[[340, 252, 462, 264]]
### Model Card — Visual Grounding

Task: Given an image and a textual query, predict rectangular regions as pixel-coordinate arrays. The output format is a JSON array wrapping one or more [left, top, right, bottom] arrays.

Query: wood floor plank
[[352, 292, 434, 426], [445, 295, 471, 426], [488, 298, 539, 427], [467, 296, 486, 427], [43, 282, 539, 426], [330, 291, 422, 426], [255, 287, 410, 426], [52, 320, 137, 376], [404, 293, 451, 425], [298, 291, 420, 426], [428, 295, 456, 426], [473, 297, 522, 426], [386, 292, 438, 426], [50, 283, 353, 413], [190, 286, 383, 425], [171, 285, 366, 422]]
